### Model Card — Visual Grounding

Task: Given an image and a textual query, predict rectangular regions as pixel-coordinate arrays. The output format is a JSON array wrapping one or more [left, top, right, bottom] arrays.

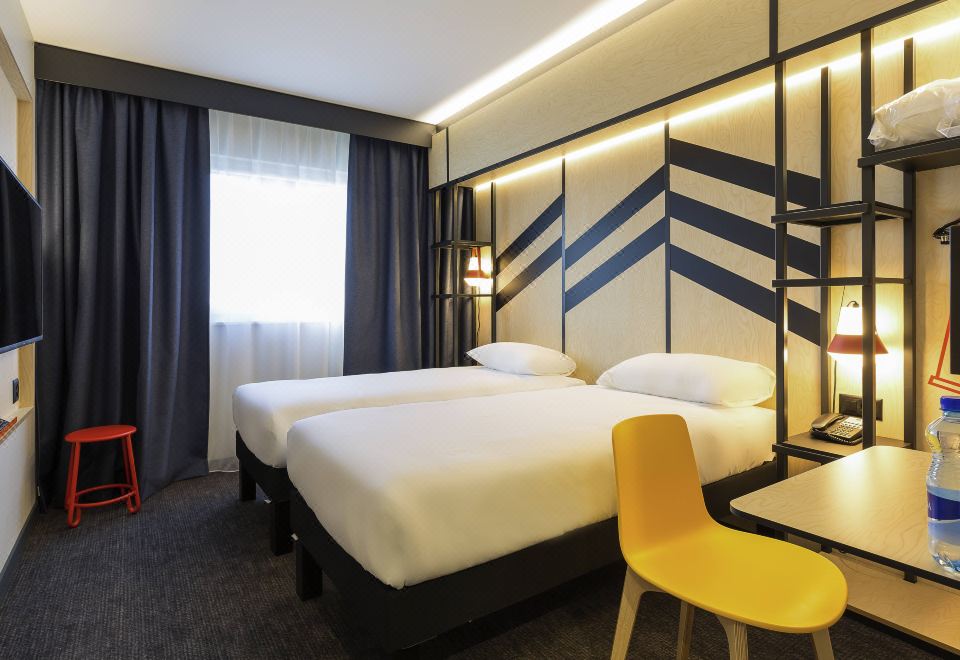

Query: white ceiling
[[21, 0, 649, 124]]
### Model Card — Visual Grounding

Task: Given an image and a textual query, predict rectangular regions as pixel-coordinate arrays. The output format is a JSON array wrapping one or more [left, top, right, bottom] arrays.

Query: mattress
[[287, 385, 775, 589], [233, 366, 584, 467]]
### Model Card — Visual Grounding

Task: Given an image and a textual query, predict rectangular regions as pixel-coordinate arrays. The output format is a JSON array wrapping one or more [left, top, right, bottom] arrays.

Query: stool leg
[[65, 443, 81, 528], [611, 569, 658, 660], [717, 615, 749, 660], [811, 629, 834, 660], [122, 434, 142, 513], [239, 463, 256, 502], [677, 601, 695, 660]]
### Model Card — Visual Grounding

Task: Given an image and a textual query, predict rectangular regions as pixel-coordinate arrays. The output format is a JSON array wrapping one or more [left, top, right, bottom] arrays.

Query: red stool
[[64, 424, 142, 528]]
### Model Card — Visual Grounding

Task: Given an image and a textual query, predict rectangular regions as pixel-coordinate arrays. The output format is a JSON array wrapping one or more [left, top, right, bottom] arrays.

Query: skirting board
[[0, 501, 36, 599], [825, 551, 960, 653]]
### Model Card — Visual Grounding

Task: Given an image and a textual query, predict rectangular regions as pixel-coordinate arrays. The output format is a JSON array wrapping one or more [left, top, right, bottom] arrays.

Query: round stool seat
[[66, 424, 137, 443]]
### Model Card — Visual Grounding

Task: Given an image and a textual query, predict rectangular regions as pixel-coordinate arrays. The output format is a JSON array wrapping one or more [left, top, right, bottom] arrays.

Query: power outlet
[[839, 393, 883, 421], [11, 378, 18, 405]]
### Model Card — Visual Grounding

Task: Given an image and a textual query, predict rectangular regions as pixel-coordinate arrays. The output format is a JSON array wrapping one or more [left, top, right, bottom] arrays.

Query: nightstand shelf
[[771, 201, 910, 227], [858, 134, 960, 171], [773, 431, 907, 464]]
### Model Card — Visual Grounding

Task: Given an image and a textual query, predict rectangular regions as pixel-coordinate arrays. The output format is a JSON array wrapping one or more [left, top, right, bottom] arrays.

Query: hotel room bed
[[288, 385, 776, 651], [233, 365, 583, 553]]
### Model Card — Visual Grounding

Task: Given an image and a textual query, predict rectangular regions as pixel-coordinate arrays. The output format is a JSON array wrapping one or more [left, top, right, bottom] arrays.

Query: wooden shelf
[[772, 276, 909, 288], [773, 431, 907, 464], [772, 201, 910, 227], [858, 135, 960, 171], [431, 240, 491, 250]]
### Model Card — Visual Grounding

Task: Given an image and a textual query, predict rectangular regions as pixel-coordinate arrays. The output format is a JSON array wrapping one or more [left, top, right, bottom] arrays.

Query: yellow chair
[[610, 415, 847, 660]]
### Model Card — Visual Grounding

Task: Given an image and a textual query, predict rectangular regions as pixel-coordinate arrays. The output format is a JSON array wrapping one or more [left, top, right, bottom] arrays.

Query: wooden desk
[[732, 446, 960, 651]]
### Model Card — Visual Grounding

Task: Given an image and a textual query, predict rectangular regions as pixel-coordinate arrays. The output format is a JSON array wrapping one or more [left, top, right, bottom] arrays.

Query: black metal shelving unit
[[431, 185, 496, 367], [773, 32, 920, 477]]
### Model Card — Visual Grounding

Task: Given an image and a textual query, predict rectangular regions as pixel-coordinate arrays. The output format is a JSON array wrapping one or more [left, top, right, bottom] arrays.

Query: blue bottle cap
[[941, 396, 960, 413]]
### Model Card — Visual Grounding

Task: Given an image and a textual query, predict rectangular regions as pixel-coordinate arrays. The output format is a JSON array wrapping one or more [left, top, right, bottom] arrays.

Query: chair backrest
[[612, 414, 712, 556]]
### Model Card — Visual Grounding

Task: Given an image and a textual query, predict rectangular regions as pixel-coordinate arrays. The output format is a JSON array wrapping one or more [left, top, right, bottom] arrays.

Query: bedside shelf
[[773, 431, 907, 464], [772, 276, 910, 288], [858, 135, 960, 171], [771, 201, 910, 227], [431, 240, 491, 250]]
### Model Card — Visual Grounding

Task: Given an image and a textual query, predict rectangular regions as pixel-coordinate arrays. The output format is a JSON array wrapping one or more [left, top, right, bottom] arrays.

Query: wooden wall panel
[[778, 0, 913, 53], [564, 130, 666, 382], [494, 164, 563, 350], [428, 129, 447, 189], [447, 0, 768, 181]]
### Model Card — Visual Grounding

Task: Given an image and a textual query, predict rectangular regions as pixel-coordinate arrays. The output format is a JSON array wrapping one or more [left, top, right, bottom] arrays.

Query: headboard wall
[[452, 1, 960, 443]]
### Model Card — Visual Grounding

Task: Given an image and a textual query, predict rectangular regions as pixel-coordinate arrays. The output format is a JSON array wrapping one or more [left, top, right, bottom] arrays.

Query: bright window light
[[210, 172, 346, 323], [420, 0, 651, 125]]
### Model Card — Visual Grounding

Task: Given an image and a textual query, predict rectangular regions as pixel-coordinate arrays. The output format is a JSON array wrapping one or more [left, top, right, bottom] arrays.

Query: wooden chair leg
[[677, 601, 695, 660], [811, 628, 834, 660], [611, 569, 658, 660], [716, 615, 749, 660]]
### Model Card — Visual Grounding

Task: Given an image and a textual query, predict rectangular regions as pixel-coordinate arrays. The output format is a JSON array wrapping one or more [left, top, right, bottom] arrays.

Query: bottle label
[[928, 490, 960, 521]]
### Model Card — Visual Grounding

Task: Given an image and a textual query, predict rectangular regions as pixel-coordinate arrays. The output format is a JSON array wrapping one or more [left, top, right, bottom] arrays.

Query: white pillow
[[467, 342, 576, 376], [597, 353, 774, 407]]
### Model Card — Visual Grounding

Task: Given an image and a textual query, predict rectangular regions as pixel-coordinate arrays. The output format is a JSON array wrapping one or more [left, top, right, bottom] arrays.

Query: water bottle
[[926, 396, 960, 572]]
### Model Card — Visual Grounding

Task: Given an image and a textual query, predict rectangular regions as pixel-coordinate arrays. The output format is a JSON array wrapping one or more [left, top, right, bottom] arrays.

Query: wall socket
[[11, 378, 18, 405], [839, 393, 882, 421]]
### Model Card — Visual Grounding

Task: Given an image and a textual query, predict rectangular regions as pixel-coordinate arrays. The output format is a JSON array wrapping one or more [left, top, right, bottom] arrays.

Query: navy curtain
[[343, 135, 432, 374], [36, 80, 210, 504]]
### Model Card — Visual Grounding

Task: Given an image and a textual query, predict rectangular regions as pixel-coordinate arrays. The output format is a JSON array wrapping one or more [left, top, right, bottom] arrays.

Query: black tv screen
[[0, 157, 40, 354]]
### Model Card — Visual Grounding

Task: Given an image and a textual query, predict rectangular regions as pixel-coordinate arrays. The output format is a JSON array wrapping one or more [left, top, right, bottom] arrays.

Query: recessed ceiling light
[[419, 0, 652, 125]]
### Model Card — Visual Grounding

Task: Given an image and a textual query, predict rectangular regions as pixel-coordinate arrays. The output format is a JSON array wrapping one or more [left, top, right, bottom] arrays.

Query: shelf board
[[859, 135, 960, 171], [773, 432, 907, 463], [431, 293, 493, 300], [772, 276, 910, 288], [771, 201, 911, 227], [431, 240, 492, 250]]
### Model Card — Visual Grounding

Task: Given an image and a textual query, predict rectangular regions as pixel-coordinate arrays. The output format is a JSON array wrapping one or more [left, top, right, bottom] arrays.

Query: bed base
[[236, 432, 294, 555], [293, 459, 776, 653]]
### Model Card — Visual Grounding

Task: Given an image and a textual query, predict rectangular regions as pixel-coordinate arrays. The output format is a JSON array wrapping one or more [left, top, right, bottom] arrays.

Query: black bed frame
[[237, 432, 294, 555], [293, 459, 777, 653]]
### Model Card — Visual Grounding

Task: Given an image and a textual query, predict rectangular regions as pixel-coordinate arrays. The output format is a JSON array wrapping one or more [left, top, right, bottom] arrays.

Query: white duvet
[[287, 385, 775, 589], [233, 366, 583, 467]]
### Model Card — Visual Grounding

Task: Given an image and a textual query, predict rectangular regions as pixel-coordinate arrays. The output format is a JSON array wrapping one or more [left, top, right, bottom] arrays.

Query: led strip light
[[474, 17, 960, 192]]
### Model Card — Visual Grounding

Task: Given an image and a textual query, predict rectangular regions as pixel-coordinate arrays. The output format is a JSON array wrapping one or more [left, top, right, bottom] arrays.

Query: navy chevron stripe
[[496, 238, 563, 310], [565, 167, 665, 269], [565, 218, 667, 312], [670, 247, 820, 345], [670, 139, 820, 209], [496, 195, 563, 273], [670, 193, 819, 277]]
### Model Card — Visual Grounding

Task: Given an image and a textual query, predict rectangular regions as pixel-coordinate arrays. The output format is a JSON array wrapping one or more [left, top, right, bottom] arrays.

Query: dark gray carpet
[[0, 473, 945, 659]]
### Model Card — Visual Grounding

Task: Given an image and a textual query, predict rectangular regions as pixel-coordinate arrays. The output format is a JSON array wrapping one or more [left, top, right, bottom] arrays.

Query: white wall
[[0, 0, 33, 579]]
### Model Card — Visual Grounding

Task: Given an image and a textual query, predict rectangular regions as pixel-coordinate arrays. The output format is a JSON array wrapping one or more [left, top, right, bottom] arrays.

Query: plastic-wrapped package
[[869, 77, 960, 149]]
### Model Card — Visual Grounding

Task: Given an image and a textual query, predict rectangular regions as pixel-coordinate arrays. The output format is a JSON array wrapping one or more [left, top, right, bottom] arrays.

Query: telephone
[[811, 413, 863, 445]]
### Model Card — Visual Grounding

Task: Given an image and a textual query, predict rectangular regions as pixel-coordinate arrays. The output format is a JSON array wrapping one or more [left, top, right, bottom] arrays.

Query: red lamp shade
[[827, 302, 888, 356], [463, 247, 492, 289]]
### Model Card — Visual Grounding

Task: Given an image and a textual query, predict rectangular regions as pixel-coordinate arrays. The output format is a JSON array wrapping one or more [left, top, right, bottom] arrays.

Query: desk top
[[731, 446, 960, 589]]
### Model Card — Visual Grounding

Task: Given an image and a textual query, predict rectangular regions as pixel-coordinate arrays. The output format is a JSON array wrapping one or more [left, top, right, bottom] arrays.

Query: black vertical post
[[453, 187, 461, 366], [775, 61, 789, 480], [953, 227, 960, 374], [820, 66, 832, 414], [769, 0, 778, 57], [903, 38, 917, 448], [433, 190, 441, 368], [561, 159, 567, 353], [664, 123, 672, 353], [491, 182, 498, 343], [860, 29, 877, 448]]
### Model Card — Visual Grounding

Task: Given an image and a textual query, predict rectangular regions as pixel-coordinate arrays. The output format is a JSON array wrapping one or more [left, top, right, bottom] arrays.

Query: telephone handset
[[811, 413, 863, 445]]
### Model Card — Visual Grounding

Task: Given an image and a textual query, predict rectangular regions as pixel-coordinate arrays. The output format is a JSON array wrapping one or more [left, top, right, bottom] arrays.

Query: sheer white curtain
[[208, 111, 349, 470]]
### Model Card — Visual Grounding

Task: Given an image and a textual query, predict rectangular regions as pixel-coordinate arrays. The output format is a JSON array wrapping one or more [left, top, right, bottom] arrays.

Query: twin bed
[[233, 346, 777, 652]]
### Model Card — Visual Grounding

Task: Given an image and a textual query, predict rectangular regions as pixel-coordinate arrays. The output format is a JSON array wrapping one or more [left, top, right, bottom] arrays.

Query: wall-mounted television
[[0, 155, 41, 354]]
